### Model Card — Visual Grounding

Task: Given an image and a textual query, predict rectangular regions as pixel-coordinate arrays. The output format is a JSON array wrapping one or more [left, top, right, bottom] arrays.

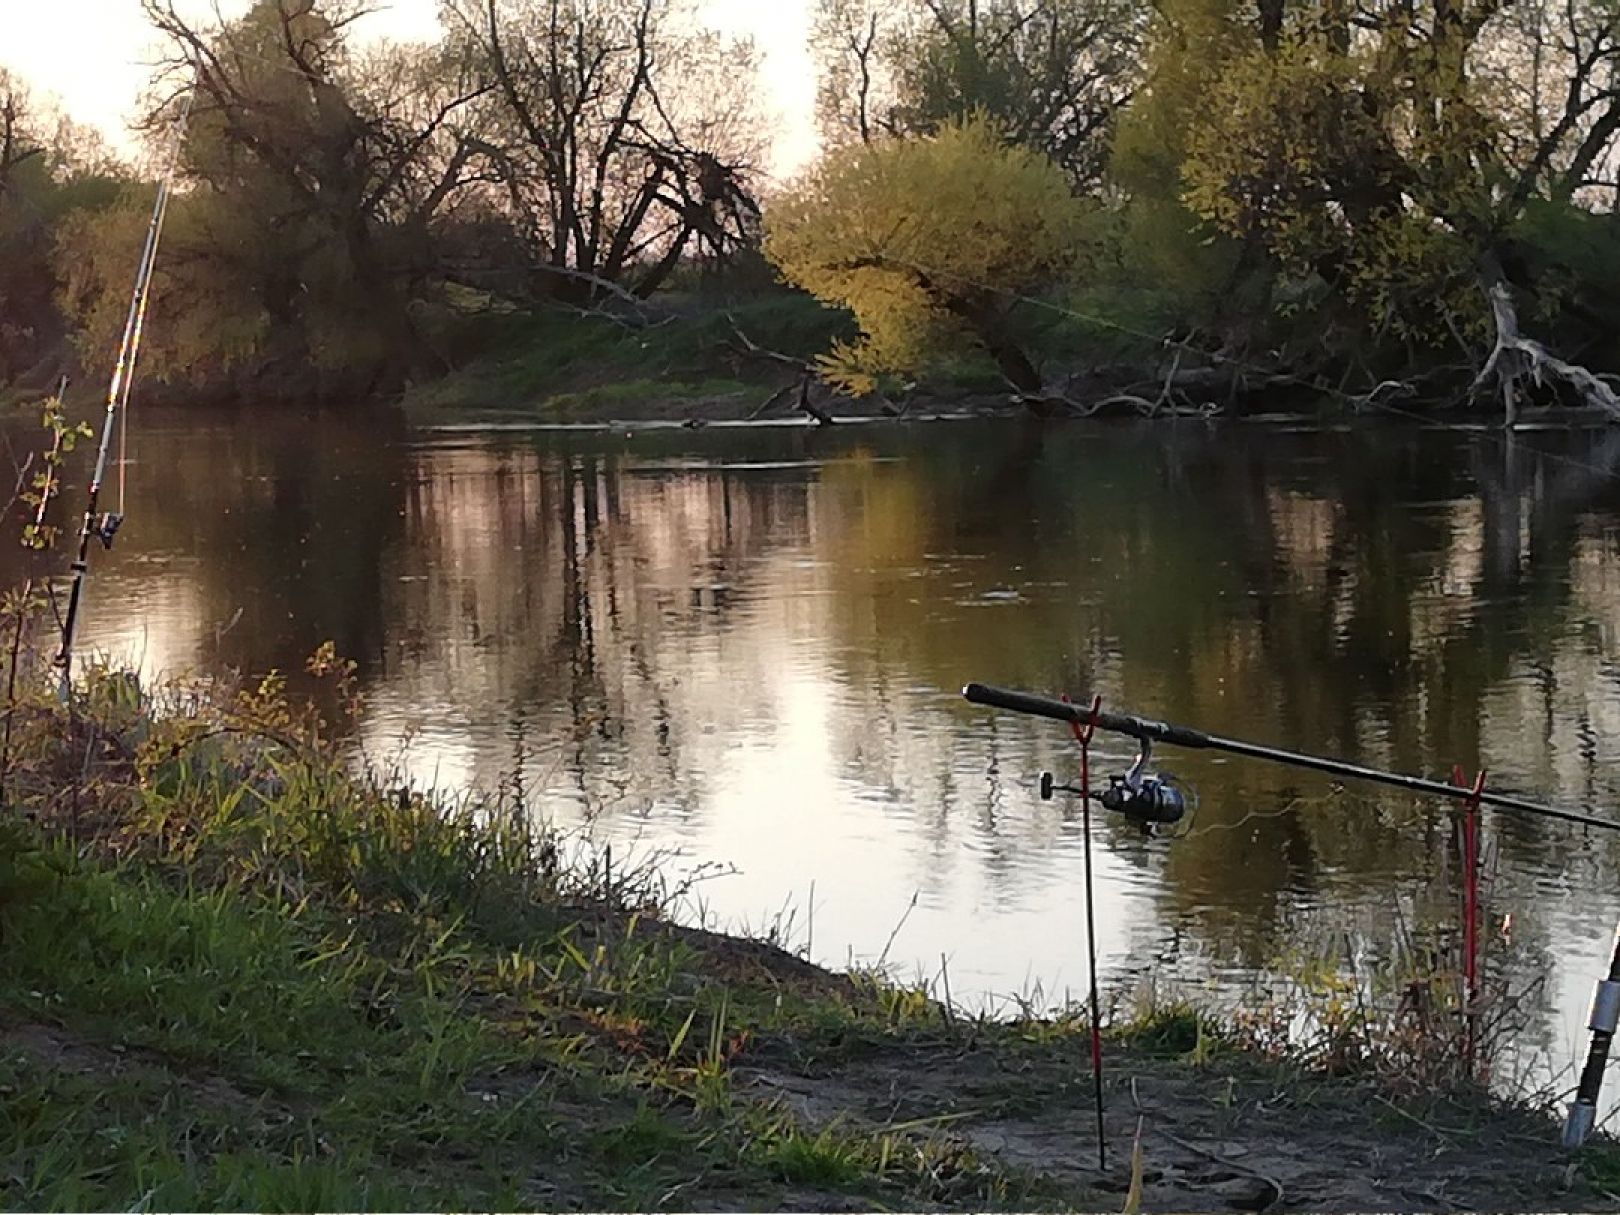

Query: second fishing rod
[[962, 681, 1620, 834], [964, 678, 1620, 1151]]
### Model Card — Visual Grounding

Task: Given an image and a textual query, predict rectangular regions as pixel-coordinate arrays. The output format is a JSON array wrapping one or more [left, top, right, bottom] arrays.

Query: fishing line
[[1178, 791, 1374, 841], [116, 109, 186, 518]]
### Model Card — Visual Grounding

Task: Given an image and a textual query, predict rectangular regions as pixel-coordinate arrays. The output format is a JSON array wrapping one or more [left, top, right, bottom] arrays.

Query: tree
[[1097, 0, 1254, 351], [0, 72, 50, 388], [812, 0, 1145, 191], [1179, 4, 1501, 342], [0, 73, 126, 393], [57, 186, 272, 393], [0, 71, 44, 222], [440, 0, 765, 303], [1122, 0, 1620, 416], [1174, 3, 1620, 332], [127, 0, 491, 394], [1483, 0, 1620, 208], [765, 116, 1088, 396]]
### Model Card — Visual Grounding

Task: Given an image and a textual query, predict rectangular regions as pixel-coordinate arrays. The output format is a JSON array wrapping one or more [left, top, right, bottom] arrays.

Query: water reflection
[[11, 410, 1620, 1080]]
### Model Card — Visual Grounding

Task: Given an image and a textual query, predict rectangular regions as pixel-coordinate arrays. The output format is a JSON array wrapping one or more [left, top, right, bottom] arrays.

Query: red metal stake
[[1451, 764, 1486, 1077], [1066, 693, 1106, 1171]]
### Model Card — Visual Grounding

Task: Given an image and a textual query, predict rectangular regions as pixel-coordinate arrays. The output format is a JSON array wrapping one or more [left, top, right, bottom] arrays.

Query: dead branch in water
[[1477, 278, 1620, 426], [725, 316, 841, 426]]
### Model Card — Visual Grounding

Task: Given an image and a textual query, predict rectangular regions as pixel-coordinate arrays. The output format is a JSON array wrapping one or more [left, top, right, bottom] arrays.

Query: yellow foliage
[[1177, 7, 1502, 341], [764, 116, 1088, 393]]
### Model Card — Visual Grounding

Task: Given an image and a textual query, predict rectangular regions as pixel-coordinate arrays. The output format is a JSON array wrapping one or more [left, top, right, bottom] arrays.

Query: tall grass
[[0, 616, 1052, 1208]]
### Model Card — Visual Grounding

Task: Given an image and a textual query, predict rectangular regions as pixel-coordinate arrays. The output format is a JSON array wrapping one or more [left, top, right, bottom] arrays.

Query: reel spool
[[94, 512, 123, 550], [1040, 734, 1191, 836]]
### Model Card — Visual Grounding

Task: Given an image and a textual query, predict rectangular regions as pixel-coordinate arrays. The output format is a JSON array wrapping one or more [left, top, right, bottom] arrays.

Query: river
[[10, 406, 1620, 1094]]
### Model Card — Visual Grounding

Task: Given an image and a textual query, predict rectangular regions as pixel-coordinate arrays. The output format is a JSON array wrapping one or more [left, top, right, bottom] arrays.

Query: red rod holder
[[1064, 693, 1106, 1172], [1452, 765, 1486, 1077]]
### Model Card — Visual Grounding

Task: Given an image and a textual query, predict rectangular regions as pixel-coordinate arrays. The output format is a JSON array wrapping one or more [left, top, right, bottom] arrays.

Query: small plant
[[16, 390, 92, 553], [1117, 997, 1222, 1062], [3, 388, 95, 804]]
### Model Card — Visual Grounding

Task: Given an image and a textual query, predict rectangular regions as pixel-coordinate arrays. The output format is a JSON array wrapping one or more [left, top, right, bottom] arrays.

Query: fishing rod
[[963, 680, 1620, 1150], [54, 92, 193, 702], [962, 682, 1620, 834]]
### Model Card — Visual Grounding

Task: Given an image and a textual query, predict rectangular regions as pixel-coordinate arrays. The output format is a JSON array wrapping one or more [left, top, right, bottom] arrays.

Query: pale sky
[[0, 0, 820, 177]]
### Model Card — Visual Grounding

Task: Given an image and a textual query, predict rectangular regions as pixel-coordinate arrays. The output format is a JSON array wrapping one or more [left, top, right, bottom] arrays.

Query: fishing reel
[[92, 512, 123, 549], [1040, 735, 1192, 837]]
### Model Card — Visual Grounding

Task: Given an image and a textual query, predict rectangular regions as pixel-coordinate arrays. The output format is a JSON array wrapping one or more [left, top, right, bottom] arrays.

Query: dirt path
[[740, 1031, 1614, 1213]]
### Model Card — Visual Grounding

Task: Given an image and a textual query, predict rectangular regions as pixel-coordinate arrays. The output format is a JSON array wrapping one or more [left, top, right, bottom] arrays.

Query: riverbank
[[3, 661, 1618, 1211], [390, 295, 1585, 431], [397, 293, 1028, 428], [14, 285, 1606, 430]]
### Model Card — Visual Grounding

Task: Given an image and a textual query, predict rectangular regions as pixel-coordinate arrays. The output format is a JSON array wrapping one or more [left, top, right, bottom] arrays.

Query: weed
[[1115, 998, 1221, 1061], [758, 1124, 867, 1187]]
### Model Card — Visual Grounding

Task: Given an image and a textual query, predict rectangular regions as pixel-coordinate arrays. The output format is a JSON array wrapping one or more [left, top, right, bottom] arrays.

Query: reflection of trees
[[797, 424, 1620, 979], [24, 413, 1620, 1030], [3, 409, 410, 690], [364, 436, 829, 814], [368, 422, 1620, 985]]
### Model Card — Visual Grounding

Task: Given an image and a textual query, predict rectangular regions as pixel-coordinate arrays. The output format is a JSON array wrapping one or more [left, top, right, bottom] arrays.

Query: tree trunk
[[938, 294, 1043, 395]]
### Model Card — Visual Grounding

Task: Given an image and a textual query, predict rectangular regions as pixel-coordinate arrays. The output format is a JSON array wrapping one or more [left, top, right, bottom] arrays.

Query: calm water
[[12, 408, 1620, 1088]]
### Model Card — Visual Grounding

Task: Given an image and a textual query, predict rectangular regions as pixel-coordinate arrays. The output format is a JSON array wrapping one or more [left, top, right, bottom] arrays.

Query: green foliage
[[766, 115, 1089, 393], [1180, 18, 1487, 341], [1160, 1, 1616, 354], [400, 290, 852, 421], [1116, 999, 1222, 1060], [0, 72, 127, 395], [1510, 198, 1620, 357], [16, 387, 90, 551], [57, 188, 273, 390], [1099, 1, 1253, 339]]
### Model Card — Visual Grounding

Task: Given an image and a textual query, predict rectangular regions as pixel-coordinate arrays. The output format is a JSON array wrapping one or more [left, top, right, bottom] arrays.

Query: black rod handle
[[962, 683, 1213, 749], [962, 683, 1082, 724]]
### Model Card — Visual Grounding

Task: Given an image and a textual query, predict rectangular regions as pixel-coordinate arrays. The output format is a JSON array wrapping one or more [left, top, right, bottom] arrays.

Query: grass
[[404, 291, 856, 424], [1113, 999, 1222, 1062], [3, 648, 1620, 1209], [0, 657, 1055, 1210], [0, 835, 502, 1208]]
